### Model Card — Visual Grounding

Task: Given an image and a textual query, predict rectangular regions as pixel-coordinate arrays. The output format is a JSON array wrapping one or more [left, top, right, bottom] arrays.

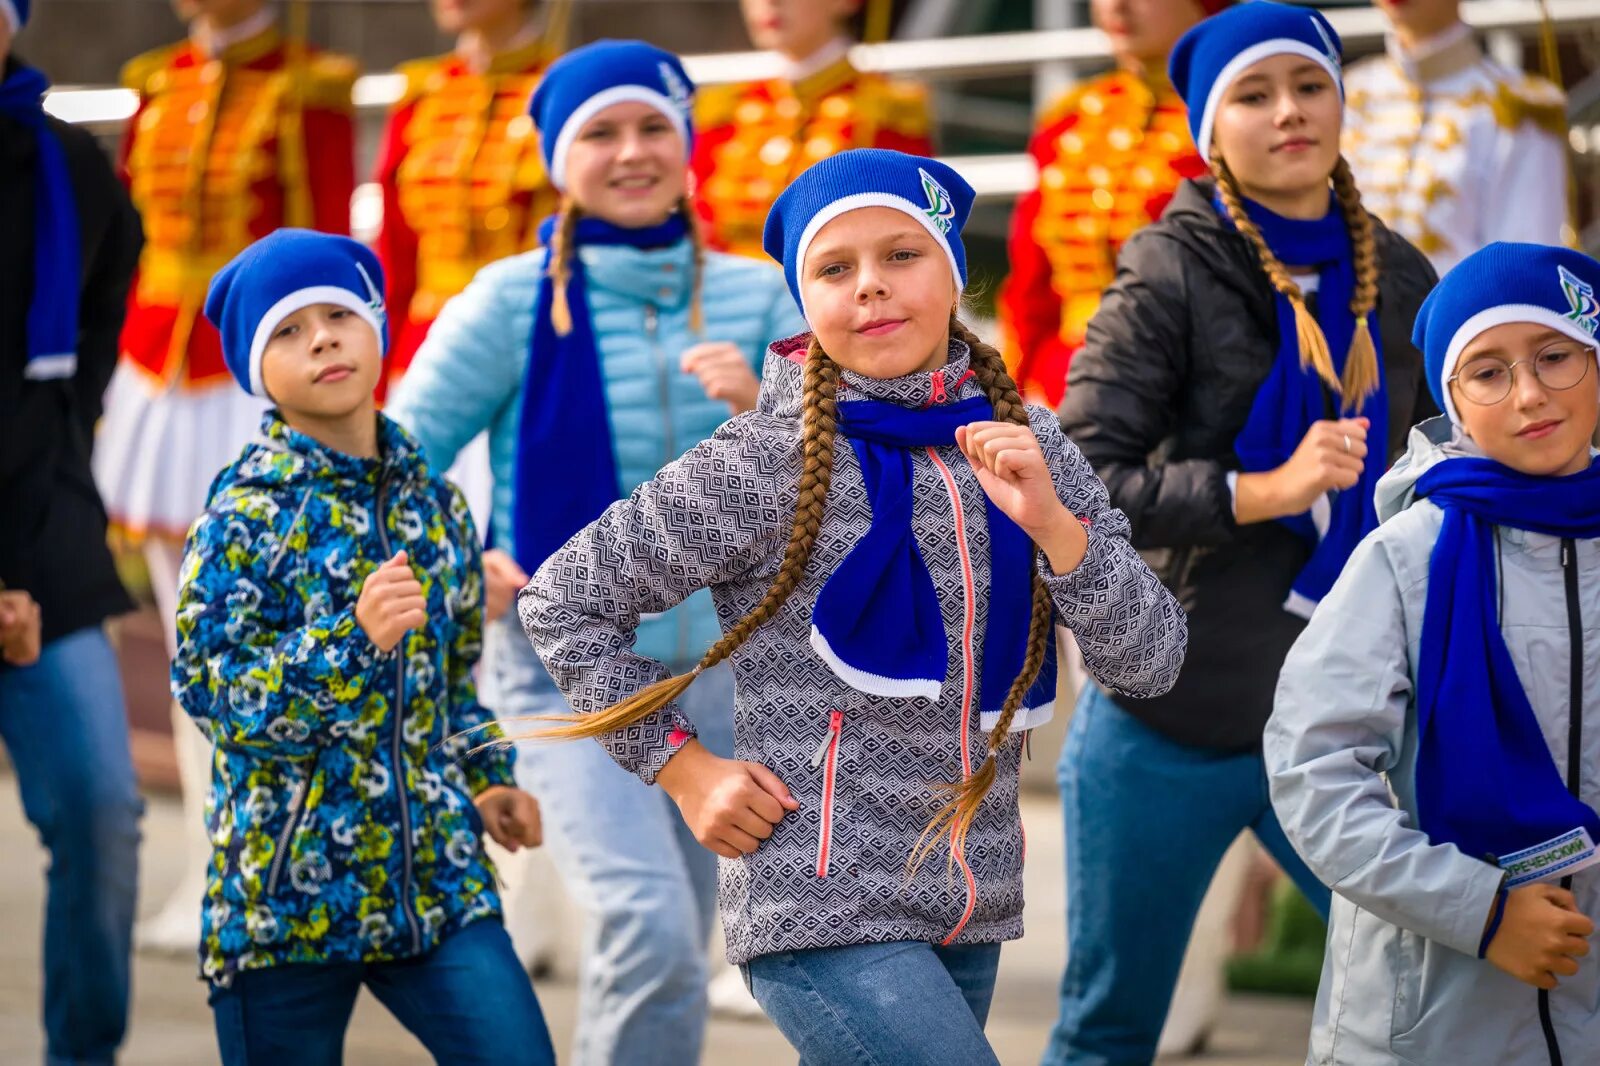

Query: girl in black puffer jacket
[[1046, 5, 1439, 1064]]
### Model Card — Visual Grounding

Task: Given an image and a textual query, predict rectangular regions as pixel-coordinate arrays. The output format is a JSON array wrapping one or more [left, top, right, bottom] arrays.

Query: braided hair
[[1210, 155, 1380, 409]]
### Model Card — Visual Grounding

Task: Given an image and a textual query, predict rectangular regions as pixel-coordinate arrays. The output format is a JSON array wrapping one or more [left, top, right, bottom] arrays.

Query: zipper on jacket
[[643, 304, 694, 665], [924, 446, 980, 943], [376, 472, 423, 955], [1538, 538, 1586, 1066], [928, 368, 947, 406], [265, 766, 314, 895], [811, 710, 844, 878]]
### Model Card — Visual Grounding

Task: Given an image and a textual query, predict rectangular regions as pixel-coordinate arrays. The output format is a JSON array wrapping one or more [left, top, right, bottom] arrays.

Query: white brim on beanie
[[0, 0, 19, 32], [792, 192, 965, 320], [547, 85, 689, 192], [1439, 304, 1600, 424], [247, 288, 385, 398], [1196, 39, 1342, 162]]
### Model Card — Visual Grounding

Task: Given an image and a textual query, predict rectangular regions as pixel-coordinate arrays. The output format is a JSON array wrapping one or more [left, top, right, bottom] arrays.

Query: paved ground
[[0, 771, 1313, 1064]]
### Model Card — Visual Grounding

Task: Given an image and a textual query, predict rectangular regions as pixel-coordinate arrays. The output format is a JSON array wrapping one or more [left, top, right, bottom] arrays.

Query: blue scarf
[[0, 64, 81, 381], [512, 212, 689, 573], [1414, 457, 1600, 883], [1219, 190, 1387, 618], [810, 394, 1056, 725]]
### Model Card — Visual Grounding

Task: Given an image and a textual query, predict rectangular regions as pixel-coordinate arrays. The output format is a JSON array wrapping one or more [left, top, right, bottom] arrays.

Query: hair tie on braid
[[1331, 155, 1381, 408]]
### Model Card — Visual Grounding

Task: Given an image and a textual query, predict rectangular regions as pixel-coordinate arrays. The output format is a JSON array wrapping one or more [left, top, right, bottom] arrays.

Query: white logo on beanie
[[659, 62, 691, 114], [1312, 17, 1341, 72], [354, 261, 386, 319], [1560, 265, 1600, 337], [919, 168, 955, 235]]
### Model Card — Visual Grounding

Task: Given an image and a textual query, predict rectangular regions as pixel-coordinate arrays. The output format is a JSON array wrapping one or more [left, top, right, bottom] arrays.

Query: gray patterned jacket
[[520, 336, 1187, 964]]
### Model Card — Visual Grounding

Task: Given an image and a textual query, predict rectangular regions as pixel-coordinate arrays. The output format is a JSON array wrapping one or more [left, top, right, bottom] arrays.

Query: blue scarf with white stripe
[[809, 394, 1055, 726], [1413, 457, 1600, 877], [0, 64, 80, 380], [1220, 190, 1387, 618]]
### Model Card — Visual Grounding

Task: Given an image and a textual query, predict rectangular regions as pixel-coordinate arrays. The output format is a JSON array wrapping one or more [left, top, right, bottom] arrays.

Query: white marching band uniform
[[1343, 22, 1568, 276]]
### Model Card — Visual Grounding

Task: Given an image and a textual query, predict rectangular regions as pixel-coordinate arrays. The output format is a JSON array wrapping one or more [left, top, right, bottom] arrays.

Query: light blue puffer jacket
[[387, 237, 806, 669]]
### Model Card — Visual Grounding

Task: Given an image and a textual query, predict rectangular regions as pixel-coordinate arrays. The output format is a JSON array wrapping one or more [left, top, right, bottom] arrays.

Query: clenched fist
[[681, 341, 760, 415], [356, 551, 426, 652], [0, 589, 42, 667], [474, 785, 543, 852]]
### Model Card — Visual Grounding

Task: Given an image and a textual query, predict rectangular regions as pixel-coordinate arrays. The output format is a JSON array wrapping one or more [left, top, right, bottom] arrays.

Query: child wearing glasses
[[1267, 241, 1600, 1064]]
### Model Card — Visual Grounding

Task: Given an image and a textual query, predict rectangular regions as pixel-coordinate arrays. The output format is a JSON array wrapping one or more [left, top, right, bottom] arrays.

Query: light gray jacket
[[521, 337, 1186, 964], [1267, 417, 1600, 1065]]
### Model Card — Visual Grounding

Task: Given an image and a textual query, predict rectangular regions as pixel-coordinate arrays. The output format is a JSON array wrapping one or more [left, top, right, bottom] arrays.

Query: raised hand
[[956, 421, 1088, 575], [681, 341, 761, 415], [356, 551, 426, 653]]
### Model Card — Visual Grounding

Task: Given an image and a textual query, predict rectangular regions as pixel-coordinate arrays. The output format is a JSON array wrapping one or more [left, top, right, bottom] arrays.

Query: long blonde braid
[[1211, 157, 1380, 410], [907, 316, 1054, 874], [547, 196, 582, 337], [519, 335, 840, 741], [680, 194, 705, 335]]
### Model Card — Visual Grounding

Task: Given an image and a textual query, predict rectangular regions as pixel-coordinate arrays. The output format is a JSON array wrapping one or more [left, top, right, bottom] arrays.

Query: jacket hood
[[1374, 414, 1487, 522], [756, 332, 976, 421], [212, 410, 430, 501]]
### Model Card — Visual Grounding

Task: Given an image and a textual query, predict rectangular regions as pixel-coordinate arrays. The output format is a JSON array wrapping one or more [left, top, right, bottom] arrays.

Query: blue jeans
[[484, 615, 735, 1066], [743, 940, 1004, 1065], [1043, 684, 1331, 1066], [0, 626, 142, 1066], [209, 918, 554, 1065]]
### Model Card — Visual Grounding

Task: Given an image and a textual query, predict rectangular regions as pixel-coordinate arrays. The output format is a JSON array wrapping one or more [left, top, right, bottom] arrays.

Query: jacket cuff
[[608, 705, 699, 786], [1478, 885, 1511, 959], [1037, 520, 1111, 621], [462, 729, 517, 796]]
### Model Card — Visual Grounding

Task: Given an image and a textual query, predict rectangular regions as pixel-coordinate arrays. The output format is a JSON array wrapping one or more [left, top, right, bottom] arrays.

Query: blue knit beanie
[[1169, 0, 1344, 163], [204, 229, 388, 398], [1, 0, 29, 30], [1413, 242, 1600, 424], [762, 148, 974, 321], [529, 40, 695, 192]]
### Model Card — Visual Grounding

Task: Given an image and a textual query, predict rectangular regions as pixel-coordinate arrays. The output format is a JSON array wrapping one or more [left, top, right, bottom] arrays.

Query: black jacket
[[1060, 178, 1438, 751], [0, 58, 142, 648]]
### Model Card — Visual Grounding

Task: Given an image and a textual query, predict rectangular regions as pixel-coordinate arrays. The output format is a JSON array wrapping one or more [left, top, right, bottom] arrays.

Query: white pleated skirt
[[94, 363, 269, 542]]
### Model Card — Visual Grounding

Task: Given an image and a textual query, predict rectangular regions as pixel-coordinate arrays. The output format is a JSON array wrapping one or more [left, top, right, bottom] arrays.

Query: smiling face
[[799, 206, 957, 379], [562, 100, 687, 227], [739, 0, 859, 59], [1449, 322, 1599, 476], [1210, 53, 1342, 203], [259, 303, 383, 417]]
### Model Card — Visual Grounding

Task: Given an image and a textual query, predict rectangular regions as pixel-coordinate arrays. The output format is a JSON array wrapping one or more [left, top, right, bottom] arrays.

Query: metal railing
[[41, 0, 1600, 203]]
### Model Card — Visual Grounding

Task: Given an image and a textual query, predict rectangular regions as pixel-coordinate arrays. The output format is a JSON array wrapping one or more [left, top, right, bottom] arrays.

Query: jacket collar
[[1386, 22, 1480, 85], [577, 237, 696, 310], [257, 410, 428, 487], [757, 334, 978, 419]]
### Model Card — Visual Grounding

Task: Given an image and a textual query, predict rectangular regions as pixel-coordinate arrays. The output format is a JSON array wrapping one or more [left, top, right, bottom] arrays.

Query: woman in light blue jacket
[[1268, 243, 1600, 1065], [386, 41, 804, 1066]]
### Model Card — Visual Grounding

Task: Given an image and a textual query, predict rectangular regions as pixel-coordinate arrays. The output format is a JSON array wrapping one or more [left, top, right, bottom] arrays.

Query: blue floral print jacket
[[172, 411, 513, 983]]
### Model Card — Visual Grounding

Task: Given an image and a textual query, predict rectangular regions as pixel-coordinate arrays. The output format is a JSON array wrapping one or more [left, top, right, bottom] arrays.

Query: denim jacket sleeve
[[171, 500, 380, 757]]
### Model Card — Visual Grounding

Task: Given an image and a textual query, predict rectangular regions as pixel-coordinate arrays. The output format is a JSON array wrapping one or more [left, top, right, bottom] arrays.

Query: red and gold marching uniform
[[374, 39, 562, 385], [95, 17, 357, 541], [691, 40, 933, 259], [998, 70, 1206, 407]]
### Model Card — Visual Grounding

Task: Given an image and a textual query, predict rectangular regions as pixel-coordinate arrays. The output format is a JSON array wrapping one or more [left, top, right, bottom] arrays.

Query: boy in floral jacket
[[172, 229, 554, 1065]]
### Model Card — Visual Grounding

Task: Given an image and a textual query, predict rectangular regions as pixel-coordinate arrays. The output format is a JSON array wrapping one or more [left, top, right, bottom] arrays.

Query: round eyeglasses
[[1447, 342, 1596, 407]]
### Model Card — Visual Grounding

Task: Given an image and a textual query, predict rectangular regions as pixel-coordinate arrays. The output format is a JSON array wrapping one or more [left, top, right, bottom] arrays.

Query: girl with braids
[[1050, 4, 1438, 1062], [518, 147, 1186, 1062], [385, 40, 802, 1066]]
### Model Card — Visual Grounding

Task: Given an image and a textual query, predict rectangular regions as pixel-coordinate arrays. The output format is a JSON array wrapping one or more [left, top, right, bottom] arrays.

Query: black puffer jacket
[[1059, 178, 1438, 751], [0, 57, 142, 648]]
